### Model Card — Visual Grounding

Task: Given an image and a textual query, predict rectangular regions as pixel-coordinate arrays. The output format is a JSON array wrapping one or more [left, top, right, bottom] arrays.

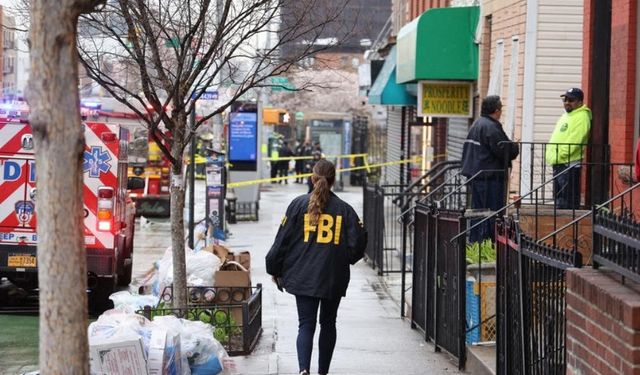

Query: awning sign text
[[418, 81, 473, 118]]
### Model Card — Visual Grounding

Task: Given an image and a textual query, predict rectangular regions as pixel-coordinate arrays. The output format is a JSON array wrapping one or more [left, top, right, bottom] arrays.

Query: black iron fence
[[363, 183, 383, 270], [362, 183, 412, 276], [593, 182, 640, 282], [411, 202, 467, 369], [496, 218, 582, 375], [138, 284, 263, 356]]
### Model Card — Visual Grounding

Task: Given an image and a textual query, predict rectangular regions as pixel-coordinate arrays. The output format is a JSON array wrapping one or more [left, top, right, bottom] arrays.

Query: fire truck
[[0, 115, 140, 311]]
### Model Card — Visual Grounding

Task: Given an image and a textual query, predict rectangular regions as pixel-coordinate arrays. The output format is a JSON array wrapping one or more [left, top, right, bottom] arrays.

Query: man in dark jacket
[[461, 95, 519, 242]]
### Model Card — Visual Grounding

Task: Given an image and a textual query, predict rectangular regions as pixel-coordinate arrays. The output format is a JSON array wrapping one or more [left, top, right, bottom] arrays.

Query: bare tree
[[269, 67, 363, 113], [77, 0, 351, 309], [28, 1, 105, 373]]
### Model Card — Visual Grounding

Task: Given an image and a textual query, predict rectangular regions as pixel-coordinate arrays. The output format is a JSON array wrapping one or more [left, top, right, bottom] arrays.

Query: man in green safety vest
[[545, 87, 592, 209]]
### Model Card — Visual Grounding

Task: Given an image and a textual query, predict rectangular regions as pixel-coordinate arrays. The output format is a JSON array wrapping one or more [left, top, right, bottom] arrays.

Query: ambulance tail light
[[97, 186, 114, 231], [101, 132, 117, 142]]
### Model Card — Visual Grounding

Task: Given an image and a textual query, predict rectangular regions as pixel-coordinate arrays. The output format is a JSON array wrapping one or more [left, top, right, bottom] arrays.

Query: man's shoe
[[299, 370, 309, 375]]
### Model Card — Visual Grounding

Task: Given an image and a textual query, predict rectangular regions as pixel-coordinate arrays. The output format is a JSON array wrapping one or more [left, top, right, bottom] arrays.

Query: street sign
[[192, 90, 218, 100], [270, 77, 295, 92], [295, 111, 304, 120]]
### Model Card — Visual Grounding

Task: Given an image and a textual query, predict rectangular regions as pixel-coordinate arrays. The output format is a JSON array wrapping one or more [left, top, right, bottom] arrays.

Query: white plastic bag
[[109, 291, 159, 313], [158, 246, 221, 294]]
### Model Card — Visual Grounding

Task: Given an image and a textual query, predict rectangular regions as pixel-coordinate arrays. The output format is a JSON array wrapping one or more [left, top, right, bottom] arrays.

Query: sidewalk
[[218, 183, 465, 375]]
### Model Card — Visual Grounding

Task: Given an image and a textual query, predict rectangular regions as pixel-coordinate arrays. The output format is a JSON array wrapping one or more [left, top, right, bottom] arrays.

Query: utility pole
[[188, 108, 196, 249]]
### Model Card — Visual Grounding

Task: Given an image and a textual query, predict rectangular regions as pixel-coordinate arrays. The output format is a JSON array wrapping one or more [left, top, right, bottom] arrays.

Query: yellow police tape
[[227, 157, 422, 188], [262, 153, 368, 162]]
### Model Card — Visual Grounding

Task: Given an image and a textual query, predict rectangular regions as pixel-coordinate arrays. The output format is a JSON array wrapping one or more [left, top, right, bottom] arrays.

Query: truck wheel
[[88, 276, 116, 315], [118, 258, 133, 287]]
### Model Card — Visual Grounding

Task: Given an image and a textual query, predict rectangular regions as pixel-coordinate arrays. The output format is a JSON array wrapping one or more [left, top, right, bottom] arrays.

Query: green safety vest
[[545, 105, 592, 165]]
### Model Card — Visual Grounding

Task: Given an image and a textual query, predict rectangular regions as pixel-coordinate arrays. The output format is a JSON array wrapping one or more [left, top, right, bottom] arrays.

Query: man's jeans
[[295, 295, 342, 374], [470, 178, 505, 243], [552, 164, 581, 209]]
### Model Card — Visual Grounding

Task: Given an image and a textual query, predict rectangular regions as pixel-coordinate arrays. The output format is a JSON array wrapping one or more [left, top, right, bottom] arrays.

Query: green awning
[[396, 6, 480, 83], [368, 46, 415, 106]]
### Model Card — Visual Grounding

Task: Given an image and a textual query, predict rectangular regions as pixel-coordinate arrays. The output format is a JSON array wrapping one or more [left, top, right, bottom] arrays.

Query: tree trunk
[[170, 114, 188, 310], [27, 2, 90, 374]]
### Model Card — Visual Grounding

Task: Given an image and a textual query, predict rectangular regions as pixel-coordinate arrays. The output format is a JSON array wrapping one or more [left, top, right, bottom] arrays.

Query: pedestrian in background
[[278, 141, 293, 184], [306, 150, 323, 193], [270, 140, 281, 183], [461, 95, 519, 242], [265, 159, 367, 375], [294, 139, 305, 183], [545, 87, 592, 209]]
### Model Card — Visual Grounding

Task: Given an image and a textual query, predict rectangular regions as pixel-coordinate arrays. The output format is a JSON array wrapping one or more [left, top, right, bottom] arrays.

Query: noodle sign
[[418, 81, 473, 118]]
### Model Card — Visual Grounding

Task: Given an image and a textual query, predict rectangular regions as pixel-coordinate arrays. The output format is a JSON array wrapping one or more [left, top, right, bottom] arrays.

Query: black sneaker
[[299, 371, 309, 375]]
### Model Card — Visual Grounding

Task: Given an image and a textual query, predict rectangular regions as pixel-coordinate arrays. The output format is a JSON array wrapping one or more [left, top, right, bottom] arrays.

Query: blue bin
[[466, 280, 480, 344]]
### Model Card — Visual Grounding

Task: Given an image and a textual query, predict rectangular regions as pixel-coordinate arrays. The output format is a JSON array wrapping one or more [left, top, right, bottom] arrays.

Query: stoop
[[466, 345, 496, 375]]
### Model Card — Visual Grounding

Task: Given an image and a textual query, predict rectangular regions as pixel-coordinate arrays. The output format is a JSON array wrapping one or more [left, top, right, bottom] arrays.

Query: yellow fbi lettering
[[304, 214, 343, 244]]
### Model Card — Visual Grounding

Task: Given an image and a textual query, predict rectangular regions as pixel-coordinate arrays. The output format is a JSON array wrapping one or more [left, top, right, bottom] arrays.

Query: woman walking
[[265, 159, 367, 375]]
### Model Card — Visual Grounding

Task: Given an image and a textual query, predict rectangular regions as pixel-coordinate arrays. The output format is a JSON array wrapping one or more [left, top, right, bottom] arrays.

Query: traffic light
[[279, 111, 290, 124], [263, 108, 290, 124]]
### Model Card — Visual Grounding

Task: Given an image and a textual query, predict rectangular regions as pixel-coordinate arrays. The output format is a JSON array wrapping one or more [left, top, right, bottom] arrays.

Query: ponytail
[[307, 159, 335, 226]]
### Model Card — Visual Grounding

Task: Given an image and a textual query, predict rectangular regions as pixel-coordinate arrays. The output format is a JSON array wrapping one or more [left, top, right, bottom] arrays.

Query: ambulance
[[0, 108, 140, 311], [83, 98, 171, 217]]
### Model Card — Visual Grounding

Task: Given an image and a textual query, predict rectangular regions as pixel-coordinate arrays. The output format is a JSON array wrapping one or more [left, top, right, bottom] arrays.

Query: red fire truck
[[0, 117, 139, 311]]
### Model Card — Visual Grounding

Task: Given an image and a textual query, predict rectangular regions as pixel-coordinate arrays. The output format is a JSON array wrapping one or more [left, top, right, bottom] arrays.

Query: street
[[0, 180, 464, 374]]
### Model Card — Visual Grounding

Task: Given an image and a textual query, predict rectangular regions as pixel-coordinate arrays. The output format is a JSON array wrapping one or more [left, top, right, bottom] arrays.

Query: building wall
[[2, 13, 17, 98], [392, 0, 451, 36], [480, 0, 526, 141], [0, 7, 4, 97], [532, 0, 584, 143], [566, 269, 640, 375], [589, 0, 638, 164]]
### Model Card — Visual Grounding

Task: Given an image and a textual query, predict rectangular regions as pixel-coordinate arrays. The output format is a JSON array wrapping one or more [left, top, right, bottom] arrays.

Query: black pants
[[553, 164, 581, 209], [469, 177, 505, 243], [295, 295, 342, 374], [295, 161, 304, 182], [270, 162, 278, 182]]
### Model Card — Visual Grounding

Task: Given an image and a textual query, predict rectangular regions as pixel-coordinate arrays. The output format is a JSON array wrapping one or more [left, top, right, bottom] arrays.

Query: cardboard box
[[147, 329, 183, 375], [227, 251, 251, 270], [214, 261, 251, 326], [89, 337, 148, 375], [210, 244, 231, 262]]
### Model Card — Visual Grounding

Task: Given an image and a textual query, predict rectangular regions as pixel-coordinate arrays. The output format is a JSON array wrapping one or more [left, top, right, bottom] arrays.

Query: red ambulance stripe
[[83, 184, 98, 217], [0, 124, 32, 154], [0, 181, 27, 227], [82, 186, 107, 249], [86, 122, 119, 157]]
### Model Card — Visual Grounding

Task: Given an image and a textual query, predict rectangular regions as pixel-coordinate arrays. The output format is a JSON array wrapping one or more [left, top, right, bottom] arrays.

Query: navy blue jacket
[[461, 115, 519, 179], [265, 192, 367, 299]]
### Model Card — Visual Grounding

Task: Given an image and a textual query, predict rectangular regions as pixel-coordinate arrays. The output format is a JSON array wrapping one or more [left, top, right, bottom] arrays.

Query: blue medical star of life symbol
[[83, 146, 112, 178]]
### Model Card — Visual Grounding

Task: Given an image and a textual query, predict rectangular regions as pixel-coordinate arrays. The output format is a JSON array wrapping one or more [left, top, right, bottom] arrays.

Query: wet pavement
[[212, 182, 465, 374], [0, 180, 466, 374]]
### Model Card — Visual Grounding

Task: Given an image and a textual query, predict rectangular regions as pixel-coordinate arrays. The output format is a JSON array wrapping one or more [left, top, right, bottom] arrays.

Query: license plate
[[8, 254, 37, 267]]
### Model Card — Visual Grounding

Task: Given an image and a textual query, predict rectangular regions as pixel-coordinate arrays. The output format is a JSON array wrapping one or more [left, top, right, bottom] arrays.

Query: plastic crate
[[138, 284, 262, 356], [466, 279, 496, 344]]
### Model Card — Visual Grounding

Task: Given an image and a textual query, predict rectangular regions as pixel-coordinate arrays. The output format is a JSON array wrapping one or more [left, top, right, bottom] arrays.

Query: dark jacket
[[265, 192, 367, 299], [461, 115, 519, 179]]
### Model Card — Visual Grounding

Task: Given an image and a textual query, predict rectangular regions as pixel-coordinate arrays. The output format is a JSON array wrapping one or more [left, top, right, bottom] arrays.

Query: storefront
[[395, 6, 480, 176]]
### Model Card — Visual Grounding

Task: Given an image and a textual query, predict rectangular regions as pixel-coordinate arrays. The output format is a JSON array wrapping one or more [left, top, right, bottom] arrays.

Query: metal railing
[[496, 218, 582, 375], [362, 183, 412, 276], [593, 182, 640, 282]]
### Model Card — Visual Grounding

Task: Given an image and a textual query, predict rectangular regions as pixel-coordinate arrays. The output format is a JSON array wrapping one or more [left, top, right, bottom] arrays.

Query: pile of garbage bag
[[88, 309, 235, 375]]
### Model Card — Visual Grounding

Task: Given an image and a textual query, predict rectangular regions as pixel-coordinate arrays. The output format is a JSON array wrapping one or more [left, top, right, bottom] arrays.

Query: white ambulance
[[0, 114, 140, 312]]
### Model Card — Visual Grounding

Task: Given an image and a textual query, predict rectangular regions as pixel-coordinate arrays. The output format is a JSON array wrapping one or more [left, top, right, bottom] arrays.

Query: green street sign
[[271, 77, 295, 92], [295, 111, 304, 120]]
